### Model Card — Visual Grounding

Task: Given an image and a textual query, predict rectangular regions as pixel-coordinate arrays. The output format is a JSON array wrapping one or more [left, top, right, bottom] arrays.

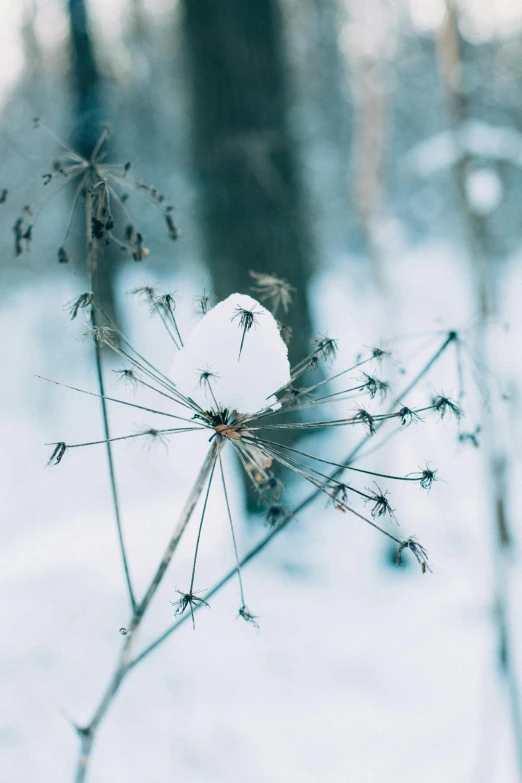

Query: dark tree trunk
[[68, 0, 104, 156], [68, 0, 118, 323], [181, 0, 315, 364]]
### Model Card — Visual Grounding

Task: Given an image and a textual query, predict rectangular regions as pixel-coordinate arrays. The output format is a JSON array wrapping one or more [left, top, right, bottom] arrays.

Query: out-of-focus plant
[[10, 123, 469, 782]]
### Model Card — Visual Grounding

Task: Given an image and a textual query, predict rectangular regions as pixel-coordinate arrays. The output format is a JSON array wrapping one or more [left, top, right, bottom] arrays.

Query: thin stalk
[[436, 6, 522, 775], [85, 190, 136, 611], [73, 334, 454, 780], [73, 440, 220, 782], [131, 333, 454, 666], [219, 453, 246, 607]]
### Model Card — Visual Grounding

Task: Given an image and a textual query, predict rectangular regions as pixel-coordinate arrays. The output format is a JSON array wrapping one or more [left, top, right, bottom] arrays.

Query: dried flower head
[[354, 407, 376, 436], [265, 504, 287, 528], [171, 590, 210, 630], [432, 394, 462, 421], [361, 372, 389, 400], [365, 484, 396, 521], [311, 336, 338, 363], [396, 537, 431, 573], [331, 482, 350, 511], [398, 406, 423, 426], [46, 442, 67, 467], [112, 368, 139, 390], [238, 605, 259, 628], [194, 290, 215, 316], [250, 270, 294, 315], [43, 286, 442, 637], [231, 304, 262, 359], [67, 292, 94, 321], [11, 120, 176, 267]]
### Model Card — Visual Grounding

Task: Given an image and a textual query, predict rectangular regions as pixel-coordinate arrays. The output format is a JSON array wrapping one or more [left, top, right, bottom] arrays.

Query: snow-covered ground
[[2, 245, 521, 782]]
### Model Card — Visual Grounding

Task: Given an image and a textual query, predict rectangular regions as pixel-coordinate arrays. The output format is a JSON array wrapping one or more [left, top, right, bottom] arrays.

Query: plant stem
[[85, 189, 136, 610], [73, 440, 220, 782], [436, 6, 522, 775], [131, 332, 455, 666]]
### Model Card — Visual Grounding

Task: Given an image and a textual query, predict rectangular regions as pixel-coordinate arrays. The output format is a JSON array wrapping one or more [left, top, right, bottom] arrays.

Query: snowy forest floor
[[2, 243, 522, 783]]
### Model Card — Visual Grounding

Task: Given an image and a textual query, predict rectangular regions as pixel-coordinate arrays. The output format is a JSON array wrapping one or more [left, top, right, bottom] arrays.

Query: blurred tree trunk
[[68, 0, 118, 322], [181, 0, 315, 365]]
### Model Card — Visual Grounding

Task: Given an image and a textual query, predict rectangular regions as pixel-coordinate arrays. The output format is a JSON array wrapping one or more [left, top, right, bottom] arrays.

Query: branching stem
[[73, 440, 220, 782]]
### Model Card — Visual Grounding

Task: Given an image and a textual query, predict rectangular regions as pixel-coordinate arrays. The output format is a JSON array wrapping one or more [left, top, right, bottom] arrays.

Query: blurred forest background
[[2, 1, 522, 781]]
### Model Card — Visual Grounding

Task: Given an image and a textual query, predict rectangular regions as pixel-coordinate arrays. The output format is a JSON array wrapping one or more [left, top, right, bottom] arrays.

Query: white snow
[[465, 167, 503, 215], [170, 293, 291, 415], [2, 251, 522, 783]]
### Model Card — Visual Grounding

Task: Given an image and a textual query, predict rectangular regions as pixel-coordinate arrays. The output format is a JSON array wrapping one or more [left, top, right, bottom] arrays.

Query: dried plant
[[11, 123, 470, 782], [36, 293, 465, 781]]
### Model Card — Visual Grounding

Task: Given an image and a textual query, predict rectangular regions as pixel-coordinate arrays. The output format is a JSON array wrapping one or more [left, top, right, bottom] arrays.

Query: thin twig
[[86, 189, 136, 611], [130, 333, 455, 666], [73, 440, 221, 782]]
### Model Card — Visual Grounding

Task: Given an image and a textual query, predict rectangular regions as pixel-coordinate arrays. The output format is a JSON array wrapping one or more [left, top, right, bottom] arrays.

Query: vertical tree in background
[[68, 0, 118, 320], [68, 0, 103, 156], [182, 0, 315, 363], [436, 4, 522, 774]]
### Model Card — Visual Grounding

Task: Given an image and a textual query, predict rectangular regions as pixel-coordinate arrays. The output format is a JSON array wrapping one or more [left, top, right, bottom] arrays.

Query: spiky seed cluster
[[42, 295, 468, 631], [433, 394, 462, 421], [311, 336, 338, 363], [11, 120, 177, 266], [249, 271, 295, 315], [46, 442, 67, 466], [361, 373, 389, 400], [398, 406, 423, 426], [331, 482, 350, 510], [171, 590, 209, 630], [194, 290, 215, 316], [365, 485, 395, 521], [238, 605, 259, 628], [265, 504, 287, 528], [396, 537, 431, 573], [231, 305, 262, 359], [67, 292, 94, 321], [354, 407, 376, 436]]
